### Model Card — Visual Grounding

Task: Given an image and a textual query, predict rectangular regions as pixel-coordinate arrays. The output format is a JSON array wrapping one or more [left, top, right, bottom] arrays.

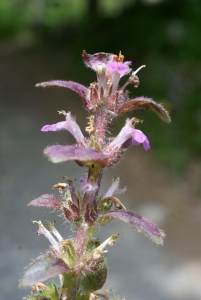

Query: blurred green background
[[1, 0, 201, 172]]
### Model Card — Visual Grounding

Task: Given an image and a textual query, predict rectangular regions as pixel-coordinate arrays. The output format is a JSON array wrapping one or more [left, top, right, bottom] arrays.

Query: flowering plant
[[20, 51, 170, 300]]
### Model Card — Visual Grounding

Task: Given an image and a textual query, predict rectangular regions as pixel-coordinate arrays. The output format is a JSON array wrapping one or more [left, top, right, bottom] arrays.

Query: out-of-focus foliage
[[1, 0, 200, 172]]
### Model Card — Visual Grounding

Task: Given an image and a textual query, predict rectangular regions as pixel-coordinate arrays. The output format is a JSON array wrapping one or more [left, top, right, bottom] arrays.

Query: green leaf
[[39, 283, 60, 300], [79, 260, 107, 294], [97, 197, 113, 214]]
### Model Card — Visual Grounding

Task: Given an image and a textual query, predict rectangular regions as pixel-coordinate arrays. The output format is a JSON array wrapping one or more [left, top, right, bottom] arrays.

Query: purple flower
[[33, 221, 62, 255], [107, 61, 131, 76], [36, 51, 171, 123], [80, 178, 98, 193], [104, 177, 126, 198], [106, 118, 150, 153], [82, 50, 114, 72], [133, 129, 150, 151], [42, 113, 149, 169], [107, 60, 132, 93], [41, 111, 86, 147]]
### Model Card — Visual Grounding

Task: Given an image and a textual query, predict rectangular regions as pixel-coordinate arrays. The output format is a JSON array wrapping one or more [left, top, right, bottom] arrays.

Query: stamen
[[130, 117, 143, 125], [120, 65, 145, 91], [93, 289, 112, 300], [88, 293, 97, 300], [58, 110, 67, 116], [96, 232, 122, 251], [85, 115, 95, 134], [52, 182, 68, 193], [32, 283, 49, 292], [113, 51, 124, 63], [132, 65, 146, 76]]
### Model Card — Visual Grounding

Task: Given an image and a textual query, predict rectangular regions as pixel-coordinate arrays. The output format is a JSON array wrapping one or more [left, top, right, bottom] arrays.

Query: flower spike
[[21, 50, 170, 300]]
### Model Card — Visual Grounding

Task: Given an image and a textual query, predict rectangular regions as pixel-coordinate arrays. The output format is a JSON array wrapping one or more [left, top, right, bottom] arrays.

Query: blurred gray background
[[0, 0, 201, 299]]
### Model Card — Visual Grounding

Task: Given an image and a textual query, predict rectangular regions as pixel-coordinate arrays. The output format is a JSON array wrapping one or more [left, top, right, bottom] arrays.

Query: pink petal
[[107, 61, 131, 77], [42, 112, 86, 146], [41, 121, 67, 132], [133, 129, 146, 143], [107, 119, 134, 149], [133, 129, 150, 151], [82, 50, 114, 71], [80, 178, 98, 193], [104, 177, 126, 198]]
